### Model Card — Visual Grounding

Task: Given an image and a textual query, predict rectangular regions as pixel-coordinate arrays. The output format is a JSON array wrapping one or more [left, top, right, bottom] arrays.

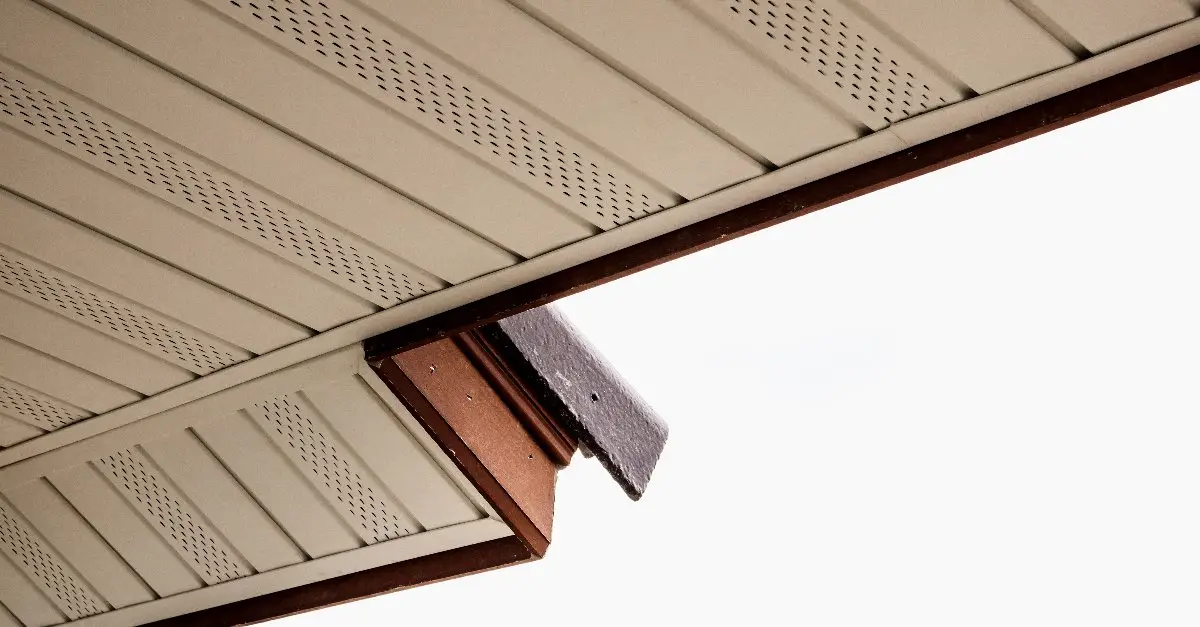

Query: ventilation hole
[[0, 502, 104, 619], [220, 0, 669, 228], [0, 378, 89, 431], [0, 67, 434, 306], [96, 449, 250, 584], [722, 0, 947, 122], [252, 394, 410, 543]]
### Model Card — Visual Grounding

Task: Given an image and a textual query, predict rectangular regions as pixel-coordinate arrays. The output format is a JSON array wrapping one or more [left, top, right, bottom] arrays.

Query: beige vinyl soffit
[[0, 5, 1196, 468], [0, 345, 508, 626]]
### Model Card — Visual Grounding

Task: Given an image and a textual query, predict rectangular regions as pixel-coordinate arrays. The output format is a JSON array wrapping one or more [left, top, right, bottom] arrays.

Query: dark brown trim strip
[[146, 537, 533, 627], [456, 330, 578, 466], [365, 43, 1200, 360], [372, 355, 552, 556]]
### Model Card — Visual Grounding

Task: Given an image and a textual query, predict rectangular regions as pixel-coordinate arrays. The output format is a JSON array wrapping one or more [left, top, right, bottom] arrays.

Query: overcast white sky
[[278, 81, 1200, 626]]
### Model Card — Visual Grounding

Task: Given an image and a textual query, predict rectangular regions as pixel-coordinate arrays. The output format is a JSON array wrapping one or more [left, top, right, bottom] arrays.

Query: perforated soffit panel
[[0, 0, 1195, 456], [0, 0, 1195, 620], [0, 346, 508, 627]]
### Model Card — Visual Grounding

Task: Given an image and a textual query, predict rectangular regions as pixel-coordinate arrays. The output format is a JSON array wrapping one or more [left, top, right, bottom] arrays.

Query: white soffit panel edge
[[0, 345, 507, 626], [0, 291, 194, 397], [193, 0, 683, 224], [0, 60, 443, 310], [5, 479, 156, 610], [0, 415, 43, 449], [0, 597, 25, 627], [305, 375, 481, 530], [141, 431, 308, 573], [48, 464, 205, 599], [92, 448, 254, 586], [1026, 0, 1195, 53], [887, 18, 1200, 145], [0, 547, 62, 627], [244, 394, 421, 544], [0, 245, 251, 375], [513, 0, 862, 166], [0, 376, 90, 433], [0, 337, 138, 415], [192, 411, 364, 559], [0, 0, 517, 285], [1, 16, 1196, 468], [354, 0, 764, 196], [38, 0, 599, 256], [0, 126, 377, 332], [0, 347, 369, 486], [0, 494, 108, 620], [847, 0, 1077, 93], [685, 0, 966, 130], [0, 188, 308, 356]]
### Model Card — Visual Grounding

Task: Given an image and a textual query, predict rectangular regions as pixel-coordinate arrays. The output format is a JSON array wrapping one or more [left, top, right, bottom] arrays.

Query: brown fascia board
[[146, 537, 534, 627], [364, 43, 1200, 360], [372, 342, 560, 557], [456, 329, 579, 467]]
